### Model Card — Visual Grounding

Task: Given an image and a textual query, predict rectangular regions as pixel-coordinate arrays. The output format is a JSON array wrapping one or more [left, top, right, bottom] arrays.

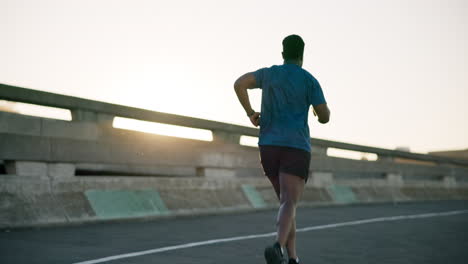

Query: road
[[1, 200, 467, 264]]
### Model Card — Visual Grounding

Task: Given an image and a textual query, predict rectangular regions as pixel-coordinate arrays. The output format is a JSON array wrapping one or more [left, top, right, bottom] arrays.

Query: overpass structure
[[1, 83, 468, 229]]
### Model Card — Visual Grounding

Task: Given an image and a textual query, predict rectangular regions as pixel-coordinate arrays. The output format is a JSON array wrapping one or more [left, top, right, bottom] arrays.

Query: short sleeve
[[309, 77, 326, 106], [252, 67, 267, 89]]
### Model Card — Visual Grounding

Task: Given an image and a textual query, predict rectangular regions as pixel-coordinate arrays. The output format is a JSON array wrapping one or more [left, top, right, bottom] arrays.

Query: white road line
[[73, 209, 468, 264]]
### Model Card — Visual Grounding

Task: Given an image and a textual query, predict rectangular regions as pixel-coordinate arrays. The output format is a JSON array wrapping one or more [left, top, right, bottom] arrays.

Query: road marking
[[73, 209, 468, 264]]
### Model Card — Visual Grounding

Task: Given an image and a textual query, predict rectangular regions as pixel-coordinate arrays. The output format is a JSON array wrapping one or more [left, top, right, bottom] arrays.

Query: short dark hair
[[282, 35, 304, 60]]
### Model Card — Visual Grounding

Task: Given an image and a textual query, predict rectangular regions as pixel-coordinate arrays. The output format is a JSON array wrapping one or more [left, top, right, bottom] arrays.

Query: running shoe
[[288, 258, 299, 264], [264, 241, 286, 264]]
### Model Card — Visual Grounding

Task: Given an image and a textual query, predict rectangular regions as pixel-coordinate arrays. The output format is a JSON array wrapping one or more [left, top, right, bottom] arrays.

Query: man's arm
[[234, 72, 260, 127], [313, 103, 330, 124]]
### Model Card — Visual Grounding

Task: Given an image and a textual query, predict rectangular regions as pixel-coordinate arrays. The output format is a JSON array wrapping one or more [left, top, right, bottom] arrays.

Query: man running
[[234, 34, 330, 264]]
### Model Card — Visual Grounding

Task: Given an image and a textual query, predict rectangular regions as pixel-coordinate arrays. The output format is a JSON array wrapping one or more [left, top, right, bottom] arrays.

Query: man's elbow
[[318, 118, 329, 124], [234, 79, 243, 91], [318, 111, 330, 124], [235, 73, 257, 91]]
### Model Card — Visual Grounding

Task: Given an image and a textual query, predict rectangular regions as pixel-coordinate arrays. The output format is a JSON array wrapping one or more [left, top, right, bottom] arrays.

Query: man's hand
[[249, 112, 260, 127]]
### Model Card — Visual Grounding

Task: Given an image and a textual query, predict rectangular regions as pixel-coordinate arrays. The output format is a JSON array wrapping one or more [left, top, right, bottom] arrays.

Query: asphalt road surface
[[1, 200, 468, 264]]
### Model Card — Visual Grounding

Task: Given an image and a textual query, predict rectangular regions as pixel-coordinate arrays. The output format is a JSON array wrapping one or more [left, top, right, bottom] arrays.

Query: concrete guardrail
[[1, 83, 467, 229]]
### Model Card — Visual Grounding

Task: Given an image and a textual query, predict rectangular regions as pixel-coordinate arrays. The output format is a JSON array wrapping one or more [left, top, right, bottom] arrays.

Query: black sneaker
[[264, 241, 286, 264], [288, 258, 299, 264]]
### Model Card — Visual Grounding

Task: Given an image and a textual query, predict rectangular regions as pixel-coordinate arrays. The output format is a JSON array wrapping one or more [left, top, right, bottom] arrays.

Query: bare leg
[[276, 172, 305, 252], [286, 220, 297, 259], [266, 172, 302, 260]]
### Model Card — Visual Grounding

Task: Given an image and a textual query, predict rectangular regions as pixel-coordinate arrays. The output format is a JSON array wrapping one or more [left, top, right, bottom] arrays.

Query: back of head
[[282, 35, 305, 60]]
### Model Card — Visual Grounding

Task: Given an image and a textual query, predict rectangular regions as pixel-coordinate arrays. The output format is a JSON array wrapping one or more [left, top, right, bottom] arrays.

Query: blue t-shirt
[[252, 63, 326, 153]]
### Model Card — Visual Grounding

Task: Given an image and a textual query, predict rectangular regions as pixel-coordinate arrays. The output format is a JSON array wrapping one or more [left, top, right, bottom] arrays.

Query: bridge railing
[[1, 83, 467, 184]]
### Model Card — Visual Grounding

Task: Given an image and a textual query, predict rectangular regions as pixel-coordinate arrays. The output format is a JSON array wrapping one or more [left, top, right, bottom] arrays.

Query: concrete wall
[[2, 173, 468, 229], [1, 84, 468, 229]]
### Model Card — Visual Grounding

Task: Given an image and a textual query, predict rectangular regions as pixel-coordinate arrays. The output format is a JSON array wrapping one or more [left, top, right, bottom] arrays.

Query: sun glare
[[113, 117, 213, 141], [0, 100, 71, 121], [327, 148, 378, 161], [240, 135, 258, 147]]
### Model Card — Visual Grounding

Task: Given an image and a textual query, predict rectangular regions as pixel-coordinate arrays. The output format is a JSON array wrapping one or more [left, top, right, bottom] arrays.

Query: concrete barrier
[[2, 173, 468, 229], [1, 84, 468, 229]]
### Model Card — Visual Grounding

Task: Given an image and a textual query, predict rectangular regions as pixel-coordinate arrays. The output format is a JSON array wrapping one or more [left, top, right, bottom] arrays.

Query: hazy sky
[[1, 0, 467, 153]]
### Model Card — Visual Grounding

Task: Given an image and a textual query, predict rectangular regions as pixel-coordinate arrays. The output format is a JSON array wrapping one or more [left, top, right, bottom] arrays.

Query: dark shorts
[[259, 145, 311, 182]]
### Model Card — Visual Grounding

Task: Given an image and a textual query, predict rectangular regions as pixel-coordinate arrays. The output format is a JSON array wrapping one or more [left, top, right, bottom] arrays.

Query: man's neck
[[283, 59, 302, 67]]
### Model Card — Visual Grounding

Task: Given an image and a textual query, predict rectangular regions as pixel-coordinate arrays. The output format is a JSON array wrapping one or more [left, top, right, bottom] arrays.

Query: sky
[[1, 0, 467, 154]]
